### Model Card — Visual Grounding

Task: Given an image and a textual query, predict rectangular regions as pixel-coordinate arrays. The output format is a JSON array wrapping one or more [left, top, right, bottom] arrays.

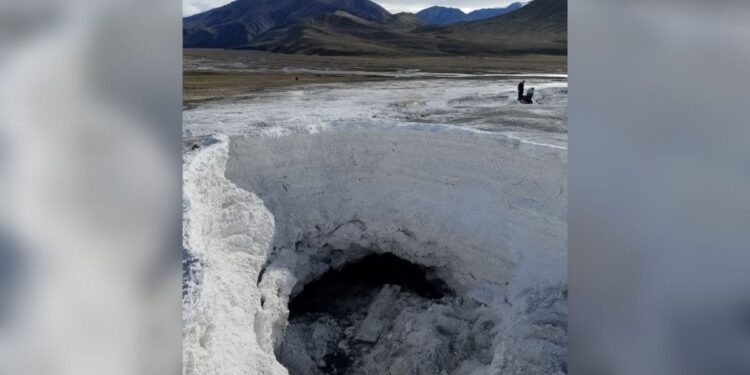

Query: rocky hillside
[[185, 0, 566, 57], [184, 0, 391, 48]]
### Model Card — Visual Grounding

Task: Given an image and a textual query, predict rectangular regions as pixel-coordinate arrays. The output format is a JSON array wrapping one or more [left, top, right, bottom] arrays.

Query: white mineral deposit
[[183, 78, 567, 375]]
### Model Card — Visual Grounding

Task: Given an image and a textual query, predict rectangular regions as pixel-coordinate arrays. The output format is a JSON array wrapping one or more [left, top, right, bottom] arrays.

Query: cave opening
[[289, 253, 451, 318], [278, 253, 469, 375]]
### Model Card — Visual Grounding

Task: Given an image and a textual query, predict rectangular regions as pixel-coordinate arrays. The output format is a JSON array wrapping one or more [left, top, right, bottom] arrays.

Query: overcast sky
[[184, 0, 522, 17]]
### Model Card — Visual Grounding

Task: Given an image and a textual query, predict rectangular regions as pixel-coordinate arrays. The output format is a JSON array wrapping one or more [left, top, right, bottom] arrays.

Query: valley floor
[[184, 50, 567, 149], [183, 49, 567, 109]]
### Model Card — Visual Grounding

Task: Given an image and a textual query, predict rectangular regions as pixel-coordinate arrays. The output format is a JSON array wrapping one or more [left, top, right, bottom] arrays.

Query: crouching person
[[522, 87, 535, 104]]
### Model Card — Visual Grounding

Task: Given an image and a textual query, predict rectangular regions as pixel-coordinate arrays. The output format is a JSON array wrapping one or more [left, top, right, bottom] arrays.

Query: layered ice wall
[[183, 121, 567, 374]]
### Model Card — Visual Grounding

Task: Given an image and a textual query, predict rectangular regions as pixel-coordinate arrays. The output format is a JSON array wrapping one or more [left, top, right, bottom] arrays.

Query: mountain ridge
[[415, 3, 527, 25], [184, 0, 391, 48], [416, 6, 468, 25], [467, 3, 526, 21], [184, 0, 566, 57]]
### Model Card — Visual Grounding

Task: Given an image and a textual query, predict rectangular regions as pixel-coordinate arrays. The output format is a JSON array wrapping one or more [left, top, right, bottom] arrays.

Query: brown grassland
[[183, 49, 566, 109]]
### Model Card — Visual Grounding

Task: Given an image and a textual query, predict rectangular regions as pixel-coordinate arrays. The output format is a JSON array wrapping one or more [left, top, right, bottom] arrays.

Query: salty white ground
[[183, 78, 567, 142], [183, 77, 568, 375]]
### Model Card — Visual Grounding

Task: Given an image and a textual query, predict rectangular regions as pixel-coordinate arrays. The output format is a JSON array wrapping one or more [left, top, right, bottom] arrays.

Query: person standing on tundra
[[518, 80, 525, 101]]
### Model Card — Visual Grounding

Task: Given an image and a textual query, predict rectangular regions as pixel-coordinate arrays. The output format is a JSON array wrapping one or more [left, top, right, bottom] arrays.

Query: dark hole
[[320, 351, 352, 374], [288, 253, 451, 318], [280, 253, 457, 374]]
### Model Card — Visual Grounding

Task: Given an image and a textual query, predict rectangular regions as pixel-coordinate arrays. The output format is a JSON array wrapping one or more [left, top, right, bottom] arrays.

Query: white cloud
[[183, 0, 523, 17], [184, 0, 233, 16]]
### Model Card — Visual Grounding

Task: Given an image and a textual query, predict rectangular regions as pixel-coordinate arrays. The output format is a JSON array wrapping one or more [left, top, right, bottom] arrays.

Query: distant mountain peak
[[416, 6, 468, 25], [421, 5, 463, 12], [467, 2, 527, 21], [417, 2, 528, 25], [183, 0, 391, 48]]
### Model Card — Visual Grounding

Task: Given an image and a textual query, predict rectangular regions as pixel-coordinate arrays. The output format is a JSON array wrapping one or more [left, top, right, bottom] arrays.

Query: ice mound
[[182, 122, 567, 375]]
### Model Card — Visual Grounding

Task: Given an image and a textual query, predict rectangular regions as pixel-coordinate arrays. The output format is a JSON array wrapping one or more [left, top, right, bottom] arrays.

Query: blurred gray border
[[570, 1, 750, 374], [0, 0, 182, 373]]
